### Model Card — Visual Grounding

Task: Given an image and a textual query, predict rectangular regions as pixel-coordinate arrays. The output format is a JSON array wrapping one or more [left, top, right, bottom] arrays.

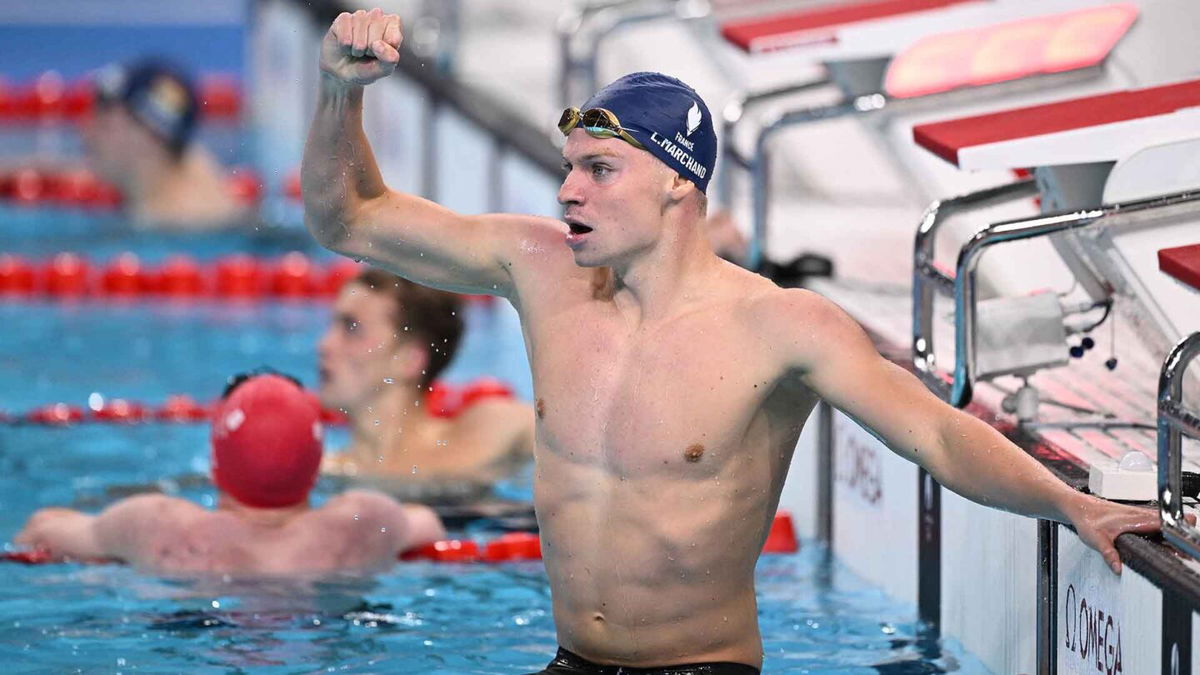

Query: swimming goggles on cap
[[222, 367, 304, 399], [558, 107, 646, 150]]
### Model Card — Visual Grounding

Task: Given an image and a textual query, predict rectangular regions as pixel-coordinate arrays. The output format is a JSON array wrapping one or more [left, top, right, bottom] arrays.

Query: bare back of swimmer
[[16, 490, 442, 576], [304, 10, 1165, 670], [15, 373, 445, 576]]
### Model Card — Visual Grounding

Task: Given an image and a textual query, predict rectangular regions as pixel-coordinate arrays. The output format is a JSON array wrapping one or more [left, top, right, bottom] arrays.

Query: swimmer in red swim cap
[[14, 370, 445, 575], [319, 268, 534, 485], [211, 370, 325, 508]]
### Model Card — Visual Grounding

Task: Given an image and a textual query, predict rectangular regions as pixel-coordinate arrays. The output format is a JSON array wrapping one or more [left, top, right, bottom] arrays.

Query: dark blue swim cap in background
[[580, 72, 717, 193], [94, 58, 199, 155]]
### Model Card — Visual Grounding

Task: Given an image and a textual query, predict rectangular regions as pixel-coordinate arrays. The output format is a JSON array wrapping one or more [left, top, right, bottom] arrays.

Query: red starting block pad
[[720, 0, 979, 54], [913, 79, 1200, 169], [1160, 244, 1200, 292]]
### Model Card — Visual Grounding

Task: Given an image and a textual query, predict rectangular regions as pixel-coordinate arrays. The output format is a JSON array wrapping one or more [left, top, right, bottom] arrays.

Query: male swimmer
[[83, 58, 247, 229], [302, 10, 1164, 672], [14, 372, 444, 575], [319, 267, 534, 488]]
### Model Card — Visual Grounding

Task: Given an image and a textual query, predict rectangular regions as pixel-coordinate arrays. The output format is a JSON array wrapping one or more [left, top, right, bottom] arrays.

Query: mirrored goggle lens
[[558, 107, 581, 135]]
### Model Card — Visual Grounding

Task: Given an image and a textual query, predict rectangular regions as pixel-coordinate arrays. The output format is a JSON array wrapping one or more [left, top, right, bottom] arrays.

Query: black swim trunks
[[526, 647, 760, 675]]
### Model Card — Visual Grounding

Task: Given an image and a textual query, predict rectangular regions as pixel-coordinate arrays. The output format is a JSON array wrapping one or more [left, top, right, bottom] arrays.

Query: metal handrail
[[734, 61, 1105, 270], [558, 0, 711, 108], [1159, 332, 1200, 560], [742, 92, 889, 269], [911, 179, 1040, 400], [914, 188, 1200, 408], [718, 78, 832, 209]]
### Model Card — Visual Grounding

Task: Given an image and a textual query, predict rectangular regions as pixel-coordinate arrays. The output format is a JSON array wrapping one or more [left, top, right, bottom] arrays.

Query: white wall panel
[[1058, 527, 1161, 674], [831, 410, 918, 605], [940, 487, 1038, 674]]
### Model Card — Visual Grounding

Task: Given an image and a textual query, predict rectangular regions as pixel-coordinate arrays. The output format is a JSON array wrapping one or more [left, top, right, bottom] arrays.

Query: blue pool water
[[0, 297, 989, 674], [0, 211, 986, 672], [0, 299, 532, 412]]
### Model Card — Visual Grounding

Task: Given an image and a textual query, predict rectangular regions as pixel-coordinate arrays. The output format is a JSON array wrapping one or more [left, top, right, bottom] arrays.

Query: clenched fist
[[320, 8, 403, 86]]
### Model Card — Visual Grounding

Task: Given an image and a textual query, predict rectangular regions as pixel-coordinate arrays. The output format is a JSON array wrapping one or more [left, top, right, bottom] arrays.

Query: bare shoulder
[[488, 214, 597, 305], [104, 493, 203, 521], [452, 397, 535, 453], [94, 494, 208, 559], [746, 285, 847, 326], [737, 283, 872, 369], [484, 214, 569, 269], [452, 397, 533, 428], [319, 489, 405, 521]]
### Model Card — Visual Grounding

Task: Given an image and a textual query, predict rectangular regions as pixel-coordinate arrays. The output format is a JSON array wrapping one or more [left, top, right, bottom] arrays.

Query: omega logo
[[1062, 584, 1123, 674], [836, 434, 881, 505]]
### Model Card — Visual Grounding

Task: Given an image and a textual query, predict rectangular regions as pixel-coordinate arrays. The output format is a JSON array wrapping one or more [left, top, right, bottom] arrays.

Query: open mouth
[[567, 221, 593, 235]]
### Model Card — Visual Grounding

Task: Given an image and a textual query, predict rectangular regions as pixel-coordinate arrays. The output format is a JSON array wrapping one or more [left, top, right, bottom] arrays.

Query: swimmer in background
[[13, 372, 444, 575], [319, 268, 534, 487], [82, 58, 247, 229], [304, 10, 1170, 673]]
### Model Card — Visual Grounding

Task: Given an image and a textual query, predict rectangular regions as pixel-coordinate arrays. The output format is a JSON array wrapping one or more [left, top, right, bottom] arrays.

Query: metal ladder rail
[[1159, 332, 1200, 559], [718, 78, 834, 210], [738, 62, 1107, 270], [913, 189, 1200, 408], [911, 179, 1039, 400]]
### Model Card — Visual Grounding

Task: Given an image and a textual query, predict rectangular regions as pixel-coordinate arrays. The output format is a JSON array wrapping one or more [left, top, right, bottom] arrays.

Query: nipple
[[535, 398, 545, 419], [684, 444, 705, 463]]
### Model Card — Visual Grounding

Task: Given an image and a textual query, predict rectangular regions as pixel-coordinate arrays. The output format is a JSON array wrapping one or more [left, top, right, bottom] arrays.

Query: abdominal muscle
[[534, 448, 779, 669]]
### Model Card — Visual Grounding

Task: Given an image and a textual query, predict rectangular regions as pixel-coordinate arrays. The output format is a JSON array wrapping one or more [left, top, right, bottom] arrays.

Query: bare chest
[[529, 307, 780, 474]]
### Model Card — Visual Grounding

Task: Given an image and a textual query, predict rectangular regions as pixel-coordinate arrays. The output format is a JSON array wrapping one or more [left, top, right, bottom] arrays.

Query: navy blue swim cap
[[579, 72, 717, 193], [94, 58, 199, 155]]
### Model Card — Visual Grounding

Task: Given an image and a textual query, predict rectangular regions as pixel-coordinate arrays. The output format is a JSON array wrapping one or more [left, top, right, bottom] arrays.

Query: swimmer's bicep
[[790, 294, 949, 467], [344, 196, 549, 296], [93, 495, 176, 561]]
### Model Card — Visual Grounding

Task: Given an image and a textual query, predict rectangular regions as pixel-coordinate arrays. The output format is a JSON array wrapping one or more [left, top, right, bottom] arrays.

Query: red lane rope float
[[0, 253, 495, 305], [0, 71, 241, 122], [0, 253, 361, 301], [4, 513, 800, 566], [0, 167, 122, 209], [0, 166, 262, 209], [6, 380, 515, 427]]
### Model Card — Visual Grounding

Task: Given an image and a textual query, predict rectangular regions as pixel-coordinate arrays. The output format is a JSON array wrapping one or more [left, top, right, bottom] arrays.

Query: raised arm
[[778, 290, 1160, 573], [303, 9, 557, 298]]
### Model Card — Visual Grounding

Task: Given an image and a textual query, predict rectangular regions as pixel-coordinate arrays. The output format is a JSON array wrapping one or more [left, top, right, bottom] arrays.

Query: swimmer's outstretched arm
[[303, 9, 558, 299], [776, 290, 1162, 575], [14, 507, 104, 560], [13, 496, 168, 563]]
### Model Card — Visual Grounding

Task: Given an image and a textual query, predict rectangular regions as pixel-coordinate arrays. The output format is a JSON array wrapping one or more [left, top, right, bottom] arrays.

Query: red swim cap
[[210, 374, 324, 508]]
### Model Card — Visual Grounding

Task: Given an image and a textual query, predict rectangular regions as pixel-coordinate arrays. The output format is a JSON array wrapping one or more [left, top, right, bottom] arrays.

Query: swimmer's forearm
[[927, 409, 1081, 523], [302, 76, 389, 247], [15, 509, 105, 560]]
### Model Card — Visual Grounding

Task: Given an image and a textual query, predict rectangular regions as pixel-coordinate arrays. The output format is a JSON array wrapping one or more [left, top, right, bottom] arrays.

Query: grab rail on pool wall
[[910, 178, 1039, 404], [717, 78, 832, 210], [911, 187, 1200, 409], [1159, 332, 1200, 560]]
